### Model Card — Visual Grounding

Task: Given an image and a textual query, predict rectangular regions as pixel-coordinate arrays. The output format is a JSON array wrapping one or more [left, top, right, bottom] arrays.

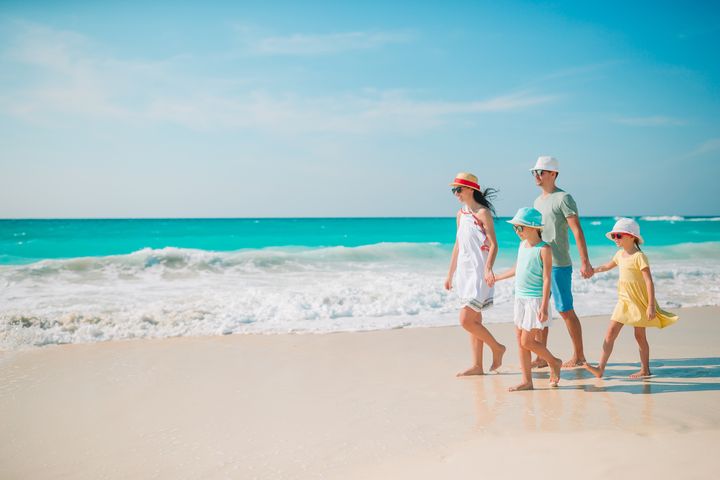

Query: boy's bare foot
[[584, 363, 604, 378], [532, 358, 548, 369], [549, 357, 562, 387], [629, 370, 652, 379], [489, 345, 506, 372], [509, 382, 534, 392], [562, 357, 586, 368], [456, 365, 484, 377]]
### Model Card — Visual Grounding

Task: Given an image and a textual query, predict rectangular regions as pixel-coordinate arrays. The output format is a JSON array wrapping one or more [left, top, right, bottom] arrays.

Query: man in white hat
[[530, 155, 593, 367]]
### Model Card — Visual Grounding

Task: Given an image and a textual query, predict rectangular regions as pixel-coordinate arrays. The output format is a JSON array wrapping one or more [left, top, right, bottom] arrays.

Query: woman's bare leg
[[459, 307, 506, 372], [457, 335, 485, 376]]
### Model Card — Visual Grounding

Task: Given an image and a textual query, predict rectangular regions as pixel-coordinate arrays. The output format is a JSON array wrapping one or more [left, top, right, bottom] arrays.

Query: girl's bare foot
[[629, 370, 652, 379], [489, 345, 506, 372], [456, 365, 484, 377], [563, 357, 586, 368], [549, 357, 562, 387], [509, 382, 534, 392], [584, 363, 604, 378]]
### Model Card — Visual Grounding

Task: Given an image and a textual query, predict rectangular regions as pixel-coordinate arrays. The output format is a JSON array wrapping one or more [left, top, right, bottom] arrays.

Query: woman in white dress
[[445, 172, 506, 376]]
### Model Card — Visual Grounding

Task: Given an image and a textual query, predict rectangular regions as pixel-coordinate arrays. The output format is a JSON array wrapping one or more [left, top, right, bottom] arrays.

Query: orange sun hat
[[449, 172, 481, 191]]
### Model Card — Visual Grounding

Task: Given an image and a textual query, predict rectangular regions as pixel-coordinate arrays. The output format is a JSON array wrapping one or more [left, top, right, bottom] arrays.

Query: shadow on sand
[[557, 357, 720, 394]]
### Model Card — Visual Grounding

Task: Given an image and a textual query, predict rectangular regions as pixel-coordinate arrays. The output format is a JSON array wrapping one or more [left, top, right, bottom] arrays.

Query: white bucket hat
[[529, 155, 559, 172], [606, 218, 644, 244]]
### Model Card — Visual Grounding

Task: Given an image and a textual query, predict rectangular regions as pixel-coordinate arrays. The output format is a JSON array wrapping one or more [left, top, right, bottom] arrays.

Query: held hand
[[537, 307, 549, 323], [484, 269, 495, 288], [581, 261, 594, 279], [647, 305, 657, 320], [444, 276, 452, 291]]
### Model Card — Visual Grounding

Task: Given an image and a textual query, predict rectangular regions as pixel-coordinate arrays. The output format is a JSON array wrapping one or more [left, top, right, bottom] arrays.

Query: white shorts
[[513, 297, 553, 331]]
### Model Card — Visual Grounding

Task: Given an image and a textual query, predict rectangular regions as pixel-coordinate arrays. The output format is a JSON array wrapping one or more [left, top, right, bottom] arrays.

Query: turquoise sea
[[1, 216, 719, 349]]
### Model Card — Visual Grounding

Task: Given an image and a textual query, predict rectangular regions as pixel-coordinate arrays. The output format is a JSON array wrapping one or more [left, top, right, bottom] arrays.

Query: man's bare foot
[[532, 358, 548, 369], [509, 382, 534, 392], [456, 365, 484, 377], [489, 345, 506, 372], [549, 357, 562, 387], [584, 363, 604, 378], [562, 357, 586, 368], [629, 370, 652, 379]]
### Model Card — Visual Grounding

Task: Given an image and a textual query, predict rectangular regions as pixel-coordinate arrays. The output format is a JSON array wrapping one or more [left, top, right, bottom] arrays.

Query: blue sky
[[1, 0, 719, 217]]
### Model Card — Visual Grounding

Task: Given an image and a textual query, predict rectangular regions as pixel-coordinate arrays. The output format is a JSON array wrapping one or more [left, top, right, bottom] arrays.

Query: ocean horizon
[[2, 215, 719, 349]]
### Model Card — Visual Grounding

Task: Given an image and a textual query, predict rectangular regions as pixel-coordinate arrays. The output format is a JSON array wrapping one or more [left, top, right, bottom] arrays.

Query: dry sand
[[1, 306, 718, 479]]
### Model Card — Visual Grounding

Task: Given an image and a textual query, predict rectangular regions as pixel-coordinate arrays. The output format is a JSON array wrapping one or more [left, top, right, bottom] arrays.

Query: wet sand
[[1, 306, 718, 479]]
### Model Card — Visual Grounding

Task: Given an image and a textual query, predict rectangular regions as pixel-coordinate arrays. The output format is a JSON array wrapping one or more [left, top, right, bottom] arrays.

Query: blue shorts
[[551, 266, 574, 313]]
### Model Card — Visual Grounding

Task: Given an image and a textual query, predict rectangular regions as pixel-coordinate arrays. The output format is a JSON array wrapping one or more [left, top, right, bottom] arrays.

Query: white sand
[[1, 307, 718, 479]]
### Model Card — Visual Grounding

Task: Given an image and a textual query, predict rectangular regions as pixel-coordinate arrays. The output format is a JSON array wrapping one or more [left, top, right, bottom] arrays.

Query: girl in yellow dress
[[585, 218, 678, 379]]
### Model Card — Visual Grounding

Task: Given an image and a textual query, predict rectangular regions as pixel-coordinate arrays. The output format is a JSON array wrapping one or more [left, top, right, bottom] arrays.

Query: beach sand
[[1, 306, 718, 479]]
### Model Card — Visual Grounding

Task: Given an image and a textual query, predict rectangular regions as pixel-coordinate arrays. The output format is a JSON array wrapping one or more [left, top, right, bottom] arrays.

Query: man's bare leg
[[559, 309, 586, 367]]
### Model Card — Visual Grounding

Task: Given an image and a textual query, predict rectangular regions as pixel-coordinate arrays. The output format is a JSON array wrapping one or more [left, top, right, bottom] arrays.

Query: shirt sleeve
[[560, 193, 578, 218], [635, 253, 650, 270]]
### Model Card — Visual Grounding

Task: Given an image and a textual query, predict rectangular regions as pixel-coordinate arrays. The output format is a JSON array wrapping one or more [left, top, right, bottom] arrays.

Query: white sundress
[[454, 206, 494, 311]]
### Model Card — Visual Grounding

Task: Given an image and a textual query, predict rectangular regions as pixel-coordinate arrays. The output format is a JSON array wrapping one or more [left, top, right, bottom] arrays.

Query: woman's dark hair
[[472, 187, 498, 217]]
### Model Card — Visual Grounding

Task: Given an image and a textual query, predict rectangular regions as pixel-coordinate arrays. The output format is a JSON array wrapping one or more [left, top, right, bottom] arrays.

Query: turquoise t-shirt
[[533, 188, 578, 267], [515, 240, 547, 298]]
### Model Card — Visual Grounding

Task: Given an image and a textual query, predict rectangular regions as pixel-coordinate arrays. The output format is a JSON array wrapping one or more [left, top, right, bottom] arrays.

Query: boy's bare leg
[[510, 328, 534, 391], [584, 321, 624, 378], [457, 336, 485, 376], [520, 330, 562, 387], [531, 327, 549, 368], [629, 327, 652, 379]]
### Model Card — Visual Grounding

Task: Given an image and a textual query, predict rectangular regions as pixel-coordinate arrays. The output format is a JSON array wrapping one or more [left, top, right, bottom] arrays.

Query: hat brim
[[528, 166, 559, 172], [449, 182, 480, 191], [605, 230, 644, 244], [507, 219, 543, 230]]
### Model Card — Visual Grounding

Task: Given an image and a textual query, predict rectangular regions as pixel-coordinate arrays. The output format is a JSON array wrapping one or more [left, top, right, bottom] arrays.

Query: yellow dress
[[611, 250, 678, 328]]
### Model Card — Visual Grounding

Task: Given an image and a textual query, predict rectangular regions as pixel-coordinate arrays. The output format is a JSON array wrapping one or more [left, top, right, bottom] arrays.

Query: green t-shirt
[[533, 188, 578, 267]]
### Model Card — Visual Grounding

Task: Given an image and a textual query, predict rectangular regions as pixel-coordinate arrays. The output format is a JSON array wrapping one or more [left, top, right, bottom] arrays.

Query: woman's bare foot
[[629, 370, 652, 379], [456, 365, 484, 377], [509, 382, 534, 392], [562, 357, 586, 368], [584, 363, 604, 378], [489, 345, 506, 372], [549, 357, 562, 387]]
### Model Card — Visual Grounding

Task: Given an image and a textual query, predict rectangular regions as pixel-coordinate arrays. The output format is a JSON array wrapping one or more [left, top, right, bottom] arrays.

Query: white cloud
[[244, 30, 414, 55], [614, 116, 686, 127], [0, 22, 557, 134], [686, 138, 720, 158]]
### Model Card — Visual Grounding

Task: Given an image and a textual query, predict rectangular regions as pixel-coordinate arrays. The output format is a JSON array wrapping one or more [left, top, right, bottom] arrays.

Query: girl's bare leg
[[584, 321, 624, 378], [510, 328, 534, 391], [520, 329, 562, 387], [459, 307, 506, 372], [457, 336, 485, 376], [630, 327, 652, 379]]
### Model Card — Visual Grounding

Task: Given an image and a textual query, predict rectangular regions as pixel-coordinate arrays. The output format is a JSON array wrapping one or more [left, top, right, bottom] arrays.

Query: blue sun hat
[[507, 207, 544, 229]]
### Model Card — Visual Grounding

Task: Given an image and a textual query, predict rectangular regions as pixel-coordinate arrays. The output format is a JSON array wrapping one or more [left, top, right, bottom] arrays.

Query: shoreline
[[1, 306, 718, 479]]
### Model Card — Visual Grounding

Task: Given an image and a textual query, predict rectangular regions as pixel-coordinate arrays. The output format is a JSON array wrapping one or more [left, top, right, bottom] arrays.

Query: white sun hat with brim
[[606, 218, 644, 244], [529, 155, 559, 172]]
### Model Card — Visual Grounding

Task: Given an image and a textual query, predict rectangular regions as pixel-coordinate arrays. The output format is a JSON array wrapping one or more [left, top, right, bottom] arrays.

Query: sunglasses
[[451, 186, 463, 194], [531, 169, 547, 177], [610, 233, 625, 239], [513, 224, 524, 233]]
